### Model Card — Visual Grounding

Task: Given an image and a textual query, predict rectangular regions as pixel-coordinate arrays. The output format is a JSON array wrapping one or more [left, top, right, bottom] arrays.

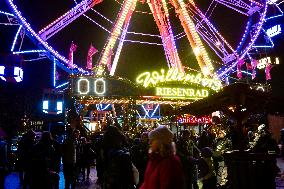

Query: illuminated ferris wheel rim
[[6, 0, 269, 80], [77, 0, 269, 78], [6, 0, 91, 74]]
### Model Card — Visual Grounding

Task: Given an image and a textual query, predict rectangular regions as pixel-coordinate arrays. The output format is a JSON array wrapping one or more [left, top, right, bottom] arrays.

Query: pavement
[[4, 159, 284, 189], [4, 166, 100, 189]]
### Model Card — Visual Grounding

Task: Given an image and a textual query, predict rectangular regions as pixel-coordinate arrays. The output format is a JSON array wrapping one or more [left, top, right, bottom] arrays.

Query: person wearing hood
[[140, 125, 184, 189]]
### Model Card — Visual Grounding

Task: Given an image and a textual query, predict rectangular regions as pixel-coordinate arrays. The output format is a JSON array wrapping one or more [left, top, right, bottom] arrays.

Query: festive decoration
[[86, 43, 98, 70], [73, 76, 137, 97], [94, 0, 137, 76], [266, 24, 281, 38], [68, 41, 77, 69], [136, 68, 222, 91], [106, 49, 113, 72], [237, 59, 246, 79], [265, 63, 272, 80], [148, 0, 183, 71], [156, 87, 209, 99], [38, 0, 102, 40], [7, 0, 276, 81], [42, 89, 64, 114], [7, 0, 90, 74], [0, 54, 24, 82], [177, 115, 212, 124], [257, 57, 279, 69]]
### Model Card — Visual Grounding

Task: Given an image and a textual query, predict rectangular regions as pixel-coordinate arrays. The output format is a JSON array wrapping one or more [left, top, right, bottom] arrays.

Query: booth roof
[[180, 83, 269, 116]]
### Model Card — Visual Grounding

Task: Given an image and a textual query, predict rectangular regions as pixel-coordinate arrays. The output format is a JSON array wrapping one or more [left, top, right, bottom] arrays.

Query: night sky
[[2, 0, 263, 79], [0, 0, 284, 121]]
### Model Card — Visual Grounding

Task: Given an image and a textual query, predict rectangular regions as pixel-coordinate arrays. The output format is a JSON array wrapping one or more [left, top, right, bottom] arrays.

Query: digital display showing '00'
[[77, 78, 106, 95]]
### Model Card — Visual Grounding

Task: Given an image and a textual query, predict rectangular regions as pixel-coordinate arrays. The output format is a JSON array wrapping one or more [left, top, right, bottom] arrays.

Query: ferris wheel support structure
[[39, 0, 102, 41], [110, 13, 132, 76], [184, 0, 240, 65], [171, 0, 214, 75], [148, 0, 183, 72], [5, 0, 275, 82], [94, 0, 138, 76]]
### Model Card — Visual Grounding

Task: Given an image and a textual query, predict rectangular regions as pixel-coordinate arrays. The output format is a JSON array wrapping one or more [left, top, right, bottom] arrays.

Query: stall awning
[[181, 83, 269, 116]]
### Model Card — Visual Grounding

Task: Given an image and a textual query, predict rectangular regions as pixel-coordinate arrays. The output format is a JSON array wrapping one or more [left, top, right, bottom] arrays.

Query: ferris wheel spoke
[[148, 0, 183, 71], [38, 0, 102, 41], [214, 0, 263, 16], [95, 0, 138, 76], [193, 16, 237, 64], [110, 13, 132, 76], [186, 2, 237, 64], [196, 28, 232, 61], [171, 0, 214, 75], [0, 11, 19, 25]]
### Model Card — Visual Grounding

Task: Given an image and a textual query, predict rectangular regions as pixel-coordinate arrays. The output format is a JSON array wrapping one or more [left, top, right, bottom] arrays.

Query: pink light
[[178, 115, 212, 124]]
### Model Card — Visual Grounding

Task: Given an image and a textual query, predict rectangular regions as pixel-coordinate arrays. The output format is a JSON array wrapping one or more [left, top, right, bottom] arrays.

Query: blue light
[[43, 100, 49, 113], [55, 82, 69, 89], [141, 105, 150, 118], [136, 110, 142, 119], [12, 50, 46, 54], [0, 76, 6, 81], [225, 76, 230, 85], [53, 57, 56, 87], [0, 66, 5, 81], [0, 10, 14, 16], [241, 70, 253, 76], [14, 66, 23, 82], [217, 2, 268, 79], [7, 0, 90, 75], [150, 105, 159, 118], [141, 104, 159, 118], [252, 32, 274, 48], [247, 53, 253, 61], [265, 3, 283, 20], [266, 25, 282, 37], [57, 101, 63, 114], [10, 25, 22, 52], [96, 104, 111, 111], [236, 18, 252, 53], [0, 66, 5, 76]]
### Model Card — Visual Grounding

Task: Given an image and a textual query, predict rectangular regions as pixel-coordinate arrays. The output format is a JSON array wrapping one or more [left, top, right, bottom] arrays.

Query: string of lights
[[10, 25, 22, 52]]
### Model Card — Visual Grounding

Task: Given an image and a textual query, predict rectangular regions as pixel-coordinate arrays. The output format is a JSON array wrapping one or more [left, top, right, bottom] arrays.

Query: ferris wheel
[[2, 0, 283, 85]]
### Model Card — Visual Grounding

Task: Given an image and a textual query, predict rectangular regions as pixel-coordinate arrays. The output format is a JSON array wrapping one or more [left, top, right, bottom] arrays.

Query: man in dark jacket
[[62, 129, 80, 189], [102, 126, 135, 189], [177, 130, 199, 189]]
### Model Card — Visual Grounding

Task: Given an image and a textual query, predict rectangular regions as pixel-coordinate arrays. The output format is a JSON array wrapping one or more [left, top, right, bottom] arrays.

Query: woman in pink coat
[[140, 126, 184, 189]]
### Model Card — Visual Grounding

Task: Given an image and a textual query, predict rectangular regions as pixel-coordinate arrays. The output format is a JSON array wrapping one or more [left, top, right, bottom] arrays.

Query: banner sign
[[178, 115, 212, 124], [136, 68, 222, 100]]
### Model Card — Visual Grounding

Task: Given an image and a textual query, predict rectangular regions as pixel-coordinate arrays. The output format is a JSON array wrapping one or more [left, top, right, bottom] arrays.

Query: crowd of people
[[0, 119, 282, 189]]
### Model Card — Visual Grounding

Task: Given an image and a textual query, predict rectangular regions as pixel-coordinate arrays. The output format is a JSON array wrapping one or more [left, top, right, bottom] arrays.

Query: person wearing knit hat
[[140, 126, 184, 189], [148, 125, 174, 145]]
